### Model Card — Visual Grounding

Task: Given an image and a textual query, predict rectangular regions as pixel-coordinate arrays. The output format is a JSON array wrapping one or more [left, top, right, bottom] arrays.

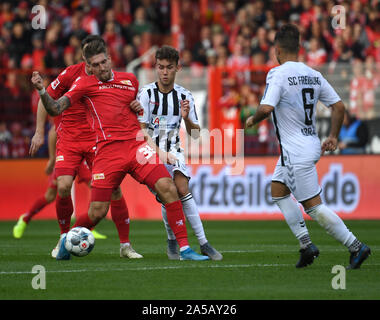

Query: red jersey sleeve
[[47, 67, 74, 99], [131, 74, 139, 99], [63, 76, 89, 105]]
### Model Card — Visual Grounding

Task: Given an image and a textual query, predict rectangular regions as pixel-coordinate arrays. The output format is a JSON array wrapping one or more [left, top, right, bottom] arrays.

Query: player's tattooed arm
[[40, 94, 71, 116], [31, 71, 71, 116]]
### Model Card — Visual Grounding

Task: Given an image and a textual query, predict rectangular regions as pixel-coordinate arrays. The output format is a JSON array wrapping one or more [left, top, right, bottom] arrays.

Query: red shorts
[[91, 140, 171, 201], [76, 160, 92, 184], [55, 137, 95, 178], [47, 169, 57, 190]]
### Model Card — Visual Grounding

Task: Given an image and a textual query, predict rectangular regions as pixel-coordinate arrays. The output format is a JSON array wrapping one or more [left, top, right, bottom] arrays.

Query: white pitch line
[[0, 263, 291, 275], [2, 262, 380, 275]]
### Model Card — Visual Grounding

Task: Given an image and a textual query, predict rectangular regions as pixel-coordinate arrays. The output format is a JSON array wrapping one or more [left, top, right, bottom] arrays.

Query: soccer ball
[[64, 227, 95, 257]]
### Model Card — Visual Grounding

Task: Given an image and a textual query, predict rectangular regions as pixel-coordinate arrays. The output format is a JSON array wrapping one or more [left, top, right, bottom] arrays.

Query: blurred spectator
[[227, 42, 250, 69], [239, 88, 270, 155], [306, 37, 327, 68], [0, 121, 11, 158], [251, 27, 270, 61], [128, 6, 154, 37], [192, 25, 212, 66], [102, 21, 125, 68], [121, 44, 137, 67], [349, 59, 377, 119], [30, 31, 46, 70], [338, 110, 369, 154], [0, 36, 9, 70], [44, 21, 65, 69], [8, 22, 29, 68], [0, 2, 14, 29], [9, 122, 29, 158]]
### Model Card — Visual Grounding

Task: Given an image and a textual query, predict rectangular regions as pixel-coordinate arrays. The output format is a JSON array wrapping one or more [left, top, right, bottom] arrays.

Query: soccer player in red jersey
[[13, 125, 101, 242], [31, 39, 209, 261], [29, 36, 142, 260]]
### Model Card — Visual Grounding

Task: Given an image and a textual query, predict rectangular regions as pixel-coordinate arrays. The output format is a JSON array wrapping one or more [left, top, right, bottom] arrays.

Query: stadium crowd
[[0, 0, 379, 158]]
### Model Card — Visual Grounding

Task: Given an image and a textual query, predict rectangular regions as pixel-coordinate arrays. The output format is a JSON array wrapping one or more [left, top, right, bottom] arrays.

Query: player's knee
[[89, 202, 108, 223], [155, 178, 178, 203], [57, 179, 73, 198], [57, 185, 71, 198], [176, 184, 189, 198], [44, 188, 57, 203]]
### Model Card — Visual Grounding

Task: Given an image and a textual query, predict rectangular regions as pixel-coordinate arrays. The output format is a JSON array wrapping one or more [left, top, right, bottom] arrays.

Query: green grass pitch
[[0, 219, 379, 300]]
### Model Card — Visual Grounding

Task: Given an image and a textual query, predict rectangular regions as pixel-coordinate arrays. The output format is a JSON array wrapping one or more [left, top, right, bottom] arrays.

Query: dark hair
[[81, 35, 106, 49], [155, 45, 179, 65], [83, 39, 107, 60], [274, 23, 300, 53]]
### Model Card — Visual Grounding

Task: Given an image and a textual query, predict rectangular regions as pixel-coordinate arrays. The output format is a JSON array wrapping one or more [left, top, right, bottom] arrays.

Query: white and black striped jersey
[[137, 82, 199, 152]]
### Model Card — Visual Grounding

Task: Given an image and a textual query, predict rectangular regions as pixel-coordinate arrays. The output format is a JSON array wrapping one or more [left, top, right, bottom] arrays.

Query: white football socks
[[161, 193, 208, 246], [273, 195, 311, 248], [305, 204, 356, 248], [180, 193, 208, 246]]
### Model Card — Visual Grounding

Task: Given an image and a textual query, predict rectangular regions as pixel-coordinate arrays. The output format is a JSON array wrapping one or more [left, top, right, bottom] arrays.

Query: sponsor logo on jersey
[[176, 219, 184, 226], [93, 173, 105, 180], [120, 80, 132, 86], [98, 83, 135, 91], [51, 78, 60, 90], [56, 155, 64, 162]]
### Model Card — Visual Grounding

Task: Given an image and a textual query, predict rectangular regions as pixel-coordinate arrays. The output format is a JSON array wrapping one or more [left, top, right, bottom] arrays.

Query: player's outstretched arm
[[29, 99, 48, 156], [45, 125, 57, 175], [245, 104, 274, 129], [321, 100, 345, 154], [31, 71, 71, 117]]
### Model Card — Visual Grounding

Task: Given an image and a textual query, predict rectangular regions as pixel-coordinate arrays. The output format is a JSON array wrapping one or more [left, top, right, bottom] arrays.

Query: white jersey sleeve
[[318, 74, 341, 107], [186, 91, 199, 125], [136, 87, 150, 124], [260, 68, 284, 108]]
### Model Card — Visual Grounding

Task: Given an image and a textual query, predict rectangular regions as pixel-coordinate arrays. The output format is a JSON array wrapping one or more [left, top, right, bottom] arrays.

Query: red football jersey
[[47, 62, 95, 141], [64, 71, 141, 143]]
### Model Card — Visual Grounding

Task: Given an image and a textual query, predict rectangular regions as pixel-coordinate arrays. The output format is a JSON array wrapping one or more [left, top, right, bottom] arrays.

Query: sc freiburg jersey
[[260, 61, 341, 165]]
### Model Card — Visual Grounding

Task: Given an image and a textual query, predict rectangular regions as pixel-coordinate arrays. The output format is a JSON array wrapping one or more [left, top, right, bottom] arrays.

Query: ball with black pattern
[[64, 227, 95, 257]]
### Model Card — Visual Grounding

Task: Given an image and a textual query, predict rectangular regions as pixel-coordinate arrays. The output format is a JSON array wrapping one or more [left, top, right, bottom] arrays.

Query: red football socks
[[111, 197, 130, 244], [56, 195, 73, 234], [165, 200, 189, 248], [23, 196, 49, 223], [72, 210, 96, 230]]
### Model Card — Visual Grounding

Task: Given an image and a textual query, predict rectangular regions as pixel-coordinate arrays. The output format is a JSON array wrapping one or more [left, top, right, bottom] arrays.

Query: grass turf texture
[[0, 219, 379, 300]]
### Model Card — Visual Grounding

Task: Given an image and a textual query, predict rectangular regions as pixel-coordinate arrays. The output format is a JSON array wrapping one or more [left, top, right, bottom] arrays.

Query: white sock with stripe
[[305, 204, 356, 247], [180, 193, 208, 246], [273, 195, 311, 248]]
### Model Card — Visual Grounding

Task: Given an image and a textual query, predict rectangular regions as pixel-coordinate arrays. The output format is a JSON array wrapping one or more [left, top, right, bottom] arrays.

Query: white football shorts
[[164, 150, 190, 179], [271, 157, 322, 202]]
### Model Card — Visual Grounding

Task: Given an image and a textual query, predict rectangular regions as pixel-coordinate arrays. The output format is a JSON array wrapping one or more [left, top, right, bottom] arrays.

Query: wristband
[[38, 87, 46, 95]]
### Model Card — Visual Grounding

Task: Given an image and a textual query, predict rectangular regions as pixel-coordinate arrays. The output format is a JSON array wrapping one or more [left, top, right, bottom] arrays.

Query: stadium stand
[[0, 0, 380, 158]]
